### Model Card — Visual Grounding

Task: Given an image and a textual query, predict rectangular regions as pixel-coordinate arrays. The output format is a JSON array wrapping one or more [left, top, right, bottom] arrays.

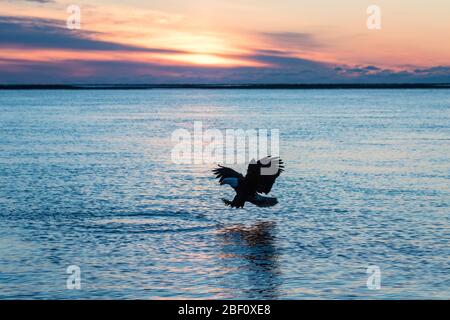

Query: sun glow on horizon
[[164, 53, 266, 67]]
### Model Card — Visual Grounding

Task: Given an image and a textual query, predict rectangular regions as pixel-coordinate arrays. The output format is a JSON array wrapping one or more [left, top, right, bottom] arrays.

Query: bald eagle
[[212, 156, 284, 208]]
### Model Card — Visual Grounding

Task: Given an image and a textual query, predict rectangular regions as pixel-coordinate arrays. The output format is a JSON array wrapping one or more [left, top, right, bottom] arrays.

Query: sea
[[0, 89, 449, 299]]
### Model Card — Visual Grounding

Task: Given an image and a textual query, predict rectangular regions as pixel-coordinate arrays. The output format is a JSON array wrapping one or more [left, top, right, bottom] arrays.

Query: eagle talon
[[221, 198, 232, 207]]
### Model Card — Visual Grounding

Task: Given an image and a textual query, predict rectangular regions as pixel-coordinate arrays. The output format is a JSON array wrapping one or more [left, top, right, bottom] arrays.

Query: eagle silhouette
[[212, 156, 284, 208]]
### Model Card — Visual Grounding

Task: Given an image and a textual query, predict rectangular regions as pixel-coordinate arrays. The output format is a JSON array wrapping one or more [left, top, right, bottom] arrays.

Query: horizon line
[[1, 83, 450, 90]]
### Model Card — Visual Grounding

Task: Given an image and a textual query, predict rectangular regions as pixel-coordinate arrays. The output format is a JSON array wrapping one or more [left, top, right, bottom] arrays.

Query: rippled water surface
[[0, 89, 449, 299]]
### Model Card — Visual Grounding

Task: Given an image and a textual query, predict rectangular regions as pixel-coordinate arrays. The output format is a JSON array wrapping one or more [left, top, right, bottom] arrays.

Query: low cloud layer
[[258, 32, 322, 50]]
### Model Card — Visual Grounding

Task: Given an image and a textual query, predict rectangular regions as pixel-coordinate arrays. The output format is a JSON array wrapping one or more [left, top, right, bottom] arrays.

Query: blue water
[[0, 89, 449, 299]]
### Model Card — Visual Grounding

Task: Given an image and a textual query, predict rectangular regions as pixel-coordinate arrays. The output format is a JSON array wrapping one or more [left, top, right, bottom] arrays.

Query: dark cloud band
[[0, 15, 185, 54]]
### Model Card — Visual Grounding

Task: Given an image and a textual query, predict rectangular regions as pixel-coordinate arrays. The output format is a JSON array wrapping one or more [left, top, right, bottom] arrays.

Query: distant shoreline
[[1, 84, 450, 90]]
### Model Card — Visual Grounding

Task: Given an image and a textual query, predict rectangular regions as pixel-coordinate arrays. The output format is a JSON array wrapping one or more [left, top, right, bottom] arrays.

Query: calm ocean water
[[0, 89, 449, 299]]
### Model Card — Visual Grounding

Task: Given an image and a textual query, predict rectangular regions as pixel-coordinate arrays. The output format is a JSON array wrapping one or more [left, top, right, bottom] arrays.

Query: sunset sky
[[1, 0, 450, 83]]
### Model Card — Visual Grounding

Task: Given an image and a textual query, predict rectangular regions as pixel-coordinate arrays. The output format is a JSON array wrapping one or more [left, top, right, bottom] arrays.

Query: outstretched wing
[[212, 165, 244, 183], [246, 156, 284, 194]]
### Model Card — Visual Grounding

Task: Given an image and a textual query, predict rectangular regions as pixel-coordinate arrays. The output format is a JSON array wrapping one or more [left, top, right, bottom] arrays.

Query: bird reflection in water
[[217, 221, 280, 299]]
